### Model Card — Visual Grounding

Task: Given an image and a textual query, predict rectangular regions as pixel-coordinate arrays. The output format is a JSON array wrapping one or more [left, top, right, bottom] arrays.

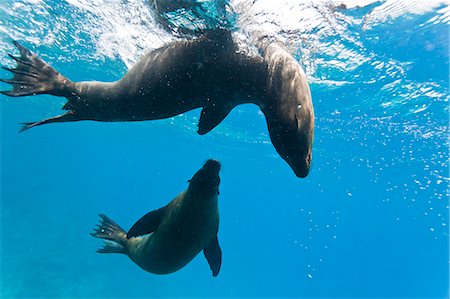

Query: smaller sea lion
[[91, 159, 222, 276]]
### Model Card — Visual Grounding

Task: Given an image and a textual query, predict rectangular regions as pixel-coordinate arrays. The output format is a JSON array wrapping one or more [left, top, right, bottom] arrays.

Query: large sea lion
[[0, 30, 314, 177], [91, 159, 222, 276]]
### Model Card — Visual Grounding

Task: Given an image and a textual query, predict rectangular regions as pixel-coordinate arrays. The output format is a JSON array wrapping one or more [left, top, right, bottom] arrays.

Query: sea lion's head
[[188, 159, 221, 196], [261, 43, 314, 178], [264, 104, 313, 178], [269, 117, 313, 178]]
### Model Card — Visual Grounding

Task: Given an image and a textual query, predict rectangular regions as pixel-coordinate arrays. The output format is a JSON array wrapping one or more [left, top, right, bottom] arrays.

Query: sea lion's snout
[[189, 159, 221, 188], [293, 160, 310, 178], [202, 159, 221, 176], [291, 148, 312, 178], [188, 159, 221, 195], [270, 127, 313, 178]]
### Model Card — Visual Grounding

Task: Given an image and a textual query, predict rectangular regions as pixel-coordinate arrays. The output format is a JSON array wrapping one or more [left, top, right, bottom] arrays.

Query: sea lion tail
[[19, 111, 78, 133], [1, 41, 74, 97], [91, 214, 128, 254]]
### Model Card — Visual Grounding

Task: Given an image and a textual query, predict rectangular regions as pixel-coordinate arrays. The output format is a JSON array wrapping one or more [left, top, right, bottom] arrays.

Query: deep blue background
[[0, 1, 448, 298]]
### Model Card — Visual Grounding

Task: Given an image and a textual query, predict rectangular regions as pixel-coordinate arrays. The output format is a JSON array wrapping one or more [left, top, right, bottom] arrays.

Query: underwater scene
[[0, 0, 448, 298]]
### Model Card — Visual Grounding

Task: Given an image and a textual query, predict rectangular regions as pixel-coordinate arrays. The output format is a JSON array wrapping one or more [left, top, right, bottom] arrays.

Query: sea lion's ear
[[197, 104, 233, 135], [203, 235, 222, 277], [126, 207, 166, 238]]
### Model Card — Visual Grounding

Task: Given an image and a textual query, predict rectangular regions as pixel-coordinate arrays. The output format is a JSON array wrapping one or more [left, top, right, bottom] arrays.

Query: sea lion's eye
[[297, 104, 302, 111]]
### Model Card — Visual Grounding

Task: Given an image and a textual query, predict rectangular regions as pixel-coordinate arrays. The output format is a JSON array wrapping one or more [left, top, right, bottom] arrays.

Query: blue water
[[0, 1, 449, 298]]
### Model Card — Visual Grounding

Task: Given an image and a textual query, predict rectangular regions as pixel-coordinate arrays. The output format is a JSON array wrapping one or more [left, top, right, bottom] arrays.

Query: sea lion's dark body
[[69, 31, 266, 125], [1, 30, 314, 177], [127, 188, 219, 274], [91, 160, 222, 276]]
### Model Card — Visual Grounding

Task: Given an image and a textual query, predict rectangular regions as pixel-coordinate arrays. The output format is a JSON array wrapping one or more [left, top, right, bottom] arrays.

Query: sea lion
[[91, 159, 222, 276], [0, 30, 313, 177]]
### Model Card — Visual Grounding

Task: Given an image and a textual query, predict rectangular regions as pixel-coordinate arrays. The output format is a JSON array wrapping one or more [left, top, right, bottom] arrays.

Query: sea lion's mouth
[[188, 159, 221, 181], [291, 153, 311, 178], [202, 159, 221, 176], [294, 167, 309, 178], [188, 159, 221, 195]]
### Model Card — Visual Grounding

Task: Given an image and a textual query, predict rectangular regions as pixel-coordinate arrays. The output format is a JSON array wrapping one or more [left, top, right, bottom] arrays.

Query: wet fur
[[91, 160, 221, 276], [1, 31, 314, 177]]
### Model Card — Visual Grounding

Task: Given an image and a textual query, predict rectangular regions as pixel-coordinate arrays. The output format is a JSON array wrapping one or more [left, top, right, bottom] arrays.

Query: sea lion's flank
[[0, 30, 314, 177], [91, 159, 222, 276]]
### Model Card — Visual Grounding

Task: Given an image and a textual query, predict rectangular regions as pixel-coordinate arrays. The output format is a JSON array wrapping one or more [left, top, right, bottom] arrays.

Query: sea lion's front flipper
[[203, 235, 222, 277], [197, 104, 233, 135], [126, 207, 166, 238]]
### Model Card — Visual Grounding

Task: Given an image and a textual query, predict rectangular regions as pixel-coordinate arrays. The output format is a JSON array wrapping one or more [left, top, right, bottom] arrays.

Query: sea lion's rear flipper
[[1, 41, 74, 97], [91, 214, 128, 254], [126, 207, 166, 239], [203, 235, 222, 277], [20, 111, 78, 133], [197, 104, 233, 135]]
